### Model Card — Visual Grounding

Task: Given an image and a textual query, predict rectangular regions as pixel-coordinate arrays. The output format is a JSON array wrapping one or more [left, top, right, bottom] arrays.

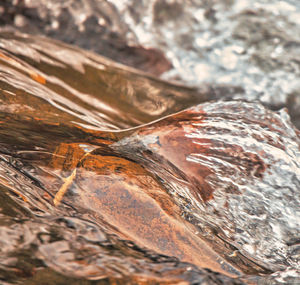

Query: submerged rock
[[46, 101, 299, 280], [114, 101, 300, 273], [0, 31, 299, 284]]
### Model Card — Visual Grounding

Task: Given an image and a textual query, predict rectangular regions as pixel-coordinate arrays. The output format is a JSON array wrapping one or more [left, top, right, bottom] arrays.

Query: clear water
[[110, 0, 300, 128], [0, 31, 247, 284], [2, 0, 299, 127], [0, 1, 300, 284]]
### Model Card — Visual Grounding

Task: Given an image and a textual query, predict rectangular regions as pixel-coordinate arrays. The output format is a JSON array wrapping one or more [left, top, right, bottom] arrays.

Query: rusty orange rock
[[50, 143, 242, 277], [112, 101, 300, 273], [48, 101, 299, 278]]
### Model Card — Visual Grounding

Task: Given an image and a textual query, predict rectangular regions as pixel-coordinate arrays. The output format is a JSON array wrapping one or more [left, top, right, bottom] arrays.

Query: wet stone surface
[[0, 31, 252, 285], [0, 1, 299, 285], [114, 101, 300, 273]]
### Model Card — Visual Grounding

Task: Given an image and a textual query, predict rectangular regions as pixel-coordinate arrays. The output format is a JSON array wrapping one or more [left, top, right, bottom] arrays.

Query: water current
[[0, 1, 300, 285]]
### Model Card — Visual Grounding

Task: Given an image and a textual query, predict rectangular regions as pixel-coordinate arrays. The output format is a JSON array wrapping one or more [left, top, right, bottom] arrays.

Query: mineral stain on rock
[[113, 101, 300, 274], [50, 142, 243, 278], [46, 100, 299, 280], [0, 30, 299, 284]]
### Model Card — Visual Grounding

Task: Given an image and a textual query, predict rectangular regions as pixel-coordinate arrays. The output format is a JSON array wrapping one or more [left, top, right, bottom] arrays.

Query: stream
[[0, 1, 299, 284]]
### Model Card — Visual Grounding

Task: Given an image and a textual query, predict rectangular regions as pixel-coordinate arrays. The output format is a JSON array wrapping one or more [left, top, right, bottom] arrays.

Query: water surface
[[0, 31, 299, 284]]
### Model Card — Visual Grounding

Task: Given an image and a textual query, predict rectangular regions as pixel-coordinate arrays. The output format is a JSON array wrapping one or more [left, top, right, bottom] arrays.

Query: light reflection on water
[[0, 14, 299, 285], [0, 31, 246, 284], [110, 0, 300, 127], [1, 0, 299, 129]]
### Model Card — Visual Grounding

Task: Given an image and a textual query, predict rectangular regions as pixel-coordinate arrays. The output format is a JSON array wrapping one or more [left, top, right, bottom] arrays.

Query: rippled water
[[0, 31, 244, 285], [109, 0, 300, 129], [0, 32, 299, 284], [0, 2, 300, 285], [1, 0, 299, 129]]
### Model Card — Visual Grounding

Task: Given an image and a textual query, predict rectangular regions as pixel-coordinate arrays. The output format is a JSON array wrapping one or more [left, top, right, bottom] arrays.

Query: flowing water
[[0, 1, 300, 285], [1, 0, 300, 128], [0, 31, 247, 285]]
